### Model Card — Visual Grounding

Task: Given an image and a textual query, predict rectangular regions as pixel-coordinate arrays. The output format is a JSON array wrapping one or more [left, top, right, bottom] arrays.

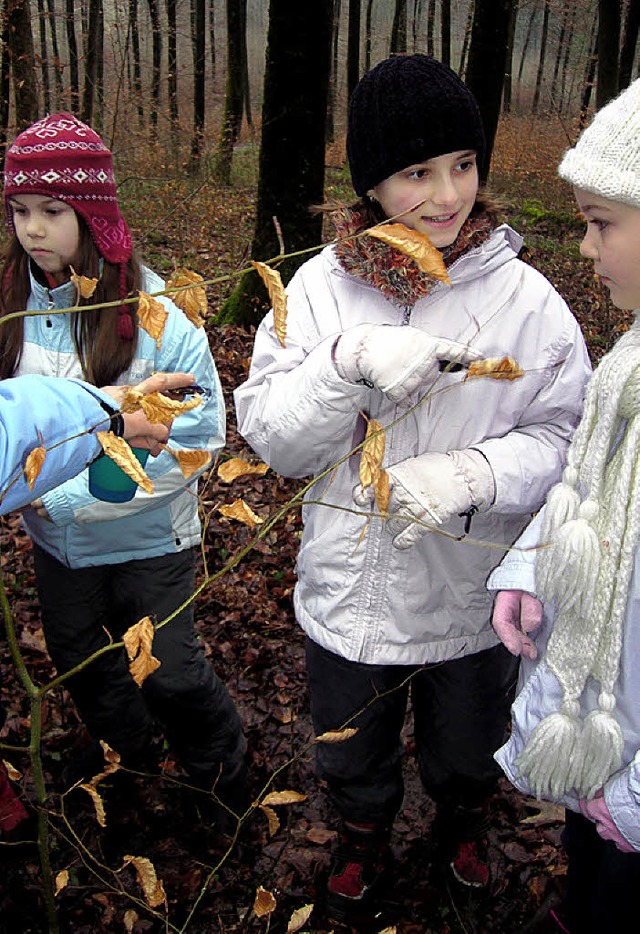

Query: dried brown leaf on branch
[[466, 356, 524, 381], [96, 432, 154, 494], [316, 727, 359, 744], [120, 388, 202, 425], [24, 446, 46, 490], [367, 223, 451, 284], [163, 446, 211, 479], [137, 292, 168, 348], [251, 261, 287, 347], [54, 871, 69, 896], [123, 616, 161, 686], [287, 903, 314, 933], [70, 266, 98, 299], [80, 783, 107, 826], [259, 804, 280, 837], [217, 457, 270, 483], [253, 885, 277, 918], [218, 498, 264, 528], [167, 269, 207, 327], [261, 789, 307, 806], [122, 855, 167, 908], [359, 418, 390, 518], [2, 759, 21, 781]]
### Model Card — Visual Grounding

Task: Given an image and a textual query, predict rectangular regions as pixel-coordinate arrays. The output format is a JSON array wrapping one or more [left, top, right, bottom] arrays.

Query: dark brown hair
[[0, 218, 141, 385]]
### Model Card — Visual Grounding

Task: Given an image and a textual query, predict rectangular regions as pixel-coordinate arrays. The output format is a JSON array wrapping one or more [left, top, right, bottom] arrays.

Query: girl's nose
[[25, 215, 45, 237], [580, 229, 598, 260], [430, 172, 458, 206]]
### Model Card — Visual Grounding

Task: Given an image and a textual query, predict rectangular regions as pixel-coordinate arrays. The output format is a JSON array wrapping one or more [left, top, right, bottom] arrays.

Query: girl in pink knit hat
[[0, 114, 247, 829]]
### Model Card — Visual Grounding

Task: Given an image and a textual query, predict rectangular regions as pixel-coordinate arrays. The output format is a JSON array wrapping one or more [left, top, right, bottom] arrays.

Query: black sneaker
[[326, 820, 391, 926]]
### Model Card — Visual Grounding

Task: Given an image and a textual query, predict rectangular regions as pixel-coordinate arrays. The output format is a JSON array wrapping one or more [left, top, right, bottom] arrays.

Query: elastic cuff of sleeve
[[98, 402, 125, 437]]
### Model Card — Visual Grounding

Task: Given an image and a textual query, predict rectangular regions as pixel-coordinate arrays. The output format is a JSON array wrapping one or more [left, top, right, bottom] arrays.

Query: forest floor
[[0, 113, 633, 933]]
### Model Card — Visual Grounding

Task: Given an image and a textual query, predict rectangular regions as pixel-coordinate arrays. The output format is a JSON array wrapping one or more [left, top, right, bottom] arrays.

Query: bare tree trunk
[[37, 0, 52, 114], [82, 0, 101, 124], [209, 0, 216, 80], [517, 0, 536, 86], [326, 0, 340, 142], [190, 0, 206, 169], [596, 0, 620, 107], [347, 0, 361, 101], [212, 0, 246, 182], [532, 0, 549, 113], [440, 0, 450, 66], [128, 0, 143, 125], [465, 0, 510, 180], [549, 1, 569, 110], [502, 0, 518, 113], [0, 7, 11, 165], [147, 0, 162, 135], [66, 0, 80, 111], [620, 0, 640, 89], [220, 0, 333, 326], [365, 0, 374, 71], [167, 0, 179, 143], [426, 0, 435, 56], [95, 0, 104, 131], [45, 0, 64, 105], [559, 3, 576, 113], [580, 20, 598, 128], [459, 0, 474, 77], [390, 0, 407, 54], [7, 0, 39, 128]]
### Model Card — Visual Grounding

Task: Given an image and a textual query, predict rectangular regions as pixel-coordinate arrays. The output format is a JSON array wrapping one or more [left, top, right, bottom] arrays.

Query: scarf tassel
[[576, 693, 624, 798], [515, 703, 581, 800], [539, 502, 601, 616]]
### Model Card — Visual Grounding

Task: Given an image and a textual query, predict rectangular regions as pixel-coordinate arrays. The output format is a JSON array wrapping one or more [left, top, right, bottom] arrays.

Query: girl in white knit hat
[[490, 79, 640, 933]]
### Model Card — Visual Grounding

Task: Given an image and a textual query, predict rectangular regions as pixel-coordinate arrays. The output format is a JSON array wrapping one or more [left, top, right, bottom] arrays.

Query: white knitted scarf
[[515, 320, 640, 801]]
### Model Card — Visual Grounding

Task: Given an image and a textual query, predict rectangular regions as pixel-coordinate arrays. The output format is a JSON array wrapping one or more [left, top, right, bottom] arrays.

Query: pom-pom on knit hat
[[346, 54, 486, 197], [559, 78, 640, 209], [3, 113, 134, 339]]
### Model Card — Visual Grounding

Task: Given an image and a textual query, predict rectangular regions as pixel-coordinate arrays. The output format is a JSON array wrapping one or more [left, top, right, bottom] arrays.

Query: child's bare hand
[[30, 498, 51, 520], [101, 372, 196, 454], [491, 589, 542, 659]]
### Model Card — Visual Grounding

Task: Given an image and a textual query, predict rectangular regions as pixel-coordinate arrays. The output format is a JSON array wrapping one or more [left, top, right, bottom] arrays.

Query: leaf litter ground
[[0, 115, 632, 933]]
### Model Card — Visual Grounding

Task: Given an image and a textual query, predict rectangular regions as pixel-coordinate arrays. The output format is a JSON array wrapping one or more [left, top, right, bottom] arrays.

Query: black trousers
[[33, 544, 246, 781], [563, 808, 640, 933], [306, 637, 517, 831]]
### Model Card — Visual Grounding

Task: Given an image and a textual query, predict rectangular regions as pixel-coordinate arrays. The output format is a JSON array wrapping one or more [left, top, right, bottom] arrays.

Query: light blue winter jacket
[[14, 265, 224, 568], [0, 375, 111, 514]]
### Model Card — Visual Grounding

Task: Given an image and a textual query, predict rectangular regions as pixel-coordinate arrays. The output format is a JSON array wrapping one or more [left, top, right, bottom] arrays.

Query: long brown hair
[[0, 218, 141, 385]]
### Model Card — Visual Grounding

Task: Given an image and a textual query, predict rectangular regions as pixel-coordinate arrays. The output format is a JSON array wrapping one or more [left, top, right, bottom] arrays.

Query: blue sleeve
[[0, 375, 105, 514], [40, 293, 225, 526]]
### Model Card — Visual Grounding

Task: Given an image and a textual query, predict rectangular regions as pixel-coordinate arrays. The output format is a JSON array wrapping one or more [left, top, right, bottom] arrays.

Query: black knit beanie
[[347, 54, 486, 197]]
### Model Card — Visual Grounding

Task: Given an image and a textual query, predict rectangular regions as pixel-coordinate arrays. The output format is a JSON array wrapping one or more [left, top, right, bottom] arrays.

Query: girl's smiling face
[[370, 150, 479, 248], [10, 193, 81, 284], [574, 186, 640, 310]]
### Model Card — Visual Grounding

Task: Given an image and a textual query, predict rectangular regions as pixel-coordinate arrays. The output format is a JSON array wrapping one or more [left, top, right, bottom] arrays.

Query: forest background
[[0, 1, 637, 932]]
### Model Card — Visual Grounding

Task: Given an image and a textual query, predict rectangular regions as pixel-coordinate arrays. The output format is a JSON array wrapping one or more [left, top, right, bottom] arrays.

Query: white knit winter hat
[[559, 78, 640, 208]]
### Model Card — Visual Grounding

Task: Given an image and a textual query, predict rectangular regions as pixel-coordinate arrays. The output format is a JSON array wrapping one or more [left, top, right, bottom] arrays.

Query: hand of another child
[[384, 449, 495, 549], [579, 790, 636, 853], [30, 498, 51, 520], [333, 324, 480, 403], [491, 590, 542, 660]]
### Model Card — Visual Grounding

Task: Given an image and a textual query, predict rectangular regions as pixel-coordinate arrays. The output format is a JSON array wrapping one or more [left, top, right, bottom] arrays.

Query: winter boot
[[326, 819, 391, 925], [436, 802, 491, 890], [0, 761, 29, 837]]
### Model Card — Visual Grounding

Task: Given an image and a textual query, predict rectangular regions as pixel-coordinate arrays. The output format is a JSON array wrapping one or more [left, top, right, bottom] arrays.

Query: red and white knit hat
[[3, 114, 135, 338]]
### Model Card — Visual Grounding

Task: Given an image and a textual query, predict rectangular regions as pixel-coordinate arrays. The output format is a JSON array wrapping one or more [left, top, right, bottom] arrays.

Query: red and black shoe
[[326, 820, 391, 925], [449, 837, 490, 889]]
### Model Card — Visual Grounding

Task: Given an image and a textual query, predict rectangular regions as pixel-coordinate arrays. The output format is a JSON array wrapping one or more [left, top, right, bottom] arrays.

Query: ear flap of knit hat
[[3, 113, 132, 265], [346, 54, 486, 196], [558, 78, 640, 209]]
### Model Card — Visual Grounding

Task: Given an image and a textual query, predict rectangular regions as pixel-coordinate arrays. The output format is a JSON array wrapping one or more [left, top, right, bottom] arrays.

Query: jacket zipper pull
[[46, 295, 53, 328]]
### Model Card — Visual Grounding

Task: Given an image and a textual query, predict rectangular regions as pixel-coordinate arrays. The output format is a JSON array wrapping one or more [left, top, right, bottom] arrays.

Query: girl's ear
[[366, 190, 378, 203]]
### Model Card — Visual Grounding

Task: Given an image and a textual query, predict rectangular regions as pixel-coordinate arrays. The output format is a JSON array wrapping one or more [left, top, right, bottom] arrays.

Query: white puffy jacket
[[488, 510, 640, 851], [235, 224, 591, 665]]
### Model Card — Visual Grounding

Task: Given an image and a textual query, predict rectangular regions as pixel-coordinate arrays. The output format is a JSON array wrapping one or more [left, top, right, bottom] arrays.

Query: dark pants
[[33, 544, 246, 782], [306, 638, 517, 834], [563, 808, 640, 933]]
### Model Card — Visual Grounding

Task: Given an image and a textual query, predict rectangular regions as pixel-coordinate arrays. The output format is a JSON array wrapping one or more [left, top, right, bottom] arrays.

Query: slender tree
[[128, 0, 143, 125], [37, 0, 52, 114], [465, 0, 510, 180], [426, 0, 435, 56], [0, 7, 11, 163], [597, 0, 620, 107], [532, 0, 550, 113], [147, 0, 162, 134], [45, 0, 64, 104], [209, 0, 216, 79], [559, 2, 577, 113], [549, 1, 570, 109], [580, 20, 598, 127], [66, 0, 80, 111], [220, 0, 333, 325], [327, 0, 340, 141], [620, 0, 640, 89], [95, 0, 104, 131], [190, 0, 207, 169], [459, 0, 474, 77], [347, 0, 361, 100], [212, 0, 248, 182], [167, 0, 179, 142], [365, 0, 374, 71], [517, 1, 537, 86], [440, 0, 450, 65], [390, 0, 408, 54], [502, 0, 518, 112], [6, 0, 39, 129], [81, 0, 101, 124]]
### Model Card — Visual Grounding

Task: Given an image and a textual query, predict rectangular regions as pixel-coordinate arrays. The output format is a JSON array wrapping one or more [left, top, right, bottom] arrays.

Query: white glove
[[333, 324, 480, 403], [385, 449, 495, 549], [491, 590, 542, 660]]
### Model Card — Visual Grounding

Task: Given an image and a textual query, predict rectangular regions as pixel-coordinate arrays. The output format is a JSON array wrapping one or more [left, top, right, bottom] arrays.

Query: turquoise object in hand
[[88, 447, 150, 503]]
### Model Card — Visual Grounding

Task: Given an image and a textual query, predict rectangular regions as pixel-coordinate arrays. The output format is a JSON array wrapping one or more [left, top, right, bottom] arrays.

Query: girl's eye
[[456, 159, 476, 173], [12, 206, 27, 216], [408, 168, 428, 181], [590, 218, 608, 231]]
